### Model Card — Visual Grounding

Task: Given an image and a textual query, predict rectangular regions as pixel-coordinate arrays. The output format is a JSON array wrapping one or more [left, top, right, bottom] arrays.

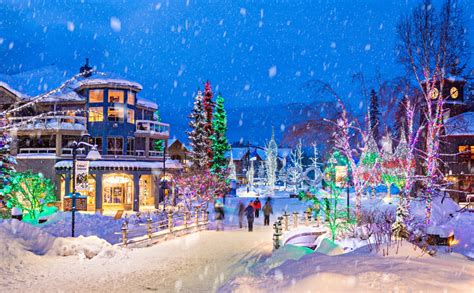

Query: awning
[[54, 159, 182, 171]]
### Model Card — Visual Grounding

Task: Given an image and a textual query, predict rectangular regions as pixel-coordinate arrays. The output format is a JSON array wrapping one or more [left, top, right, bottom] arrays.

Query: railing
[[135, 120, 170, 136], [18, 147, 85, 155], [273, 211, 326, 249], [115, 208, 209, 247], [9, 115, 87, 131], [18, 148, 56, 154], [135, 150, 165, 157]]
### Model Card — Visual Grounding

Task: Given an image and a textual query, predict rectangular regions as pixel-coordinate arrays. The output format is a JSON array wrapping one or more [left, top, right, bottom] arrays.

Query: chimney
[[80, 58, 92, 77]]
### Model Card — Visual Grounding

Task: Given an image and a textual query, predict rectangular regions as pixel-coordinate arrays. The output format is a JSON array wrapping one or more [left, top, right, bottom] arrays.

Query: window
[[89, 137, 103, 154], [127, 109, 135, 124], [108, 106, 124, 122], [127, 137, 135, 155], [459, 145, 474, 160], [108, 90, 124, 103], [89, 89, 104, 103], [88, 107, 103, 122], [127, 91, 135, 105], [107, 137, 123, 155]]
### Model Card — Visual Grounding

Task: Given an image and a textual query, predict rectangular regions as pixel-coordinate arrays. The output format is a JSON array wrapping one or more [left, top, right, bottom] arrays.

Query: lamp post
[[70, 141, 101, 237]]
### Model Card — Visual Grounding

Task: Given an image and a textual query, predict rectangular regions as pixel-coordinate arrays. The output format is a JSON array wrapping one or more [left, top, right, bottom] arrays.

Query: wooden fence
[[115, 208, 209, 248]]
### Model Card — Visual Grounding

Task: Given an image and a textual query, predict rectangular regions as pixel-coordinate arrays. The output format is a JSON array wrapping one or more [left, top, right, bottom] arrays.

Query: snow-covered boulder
[[48, 236, 120, 259]]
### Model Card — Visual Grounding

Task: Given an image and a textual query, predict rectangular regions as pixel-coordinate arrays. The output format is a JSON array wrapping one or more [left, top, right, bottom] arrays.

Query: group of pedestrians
[[237, 197, 273, 232]]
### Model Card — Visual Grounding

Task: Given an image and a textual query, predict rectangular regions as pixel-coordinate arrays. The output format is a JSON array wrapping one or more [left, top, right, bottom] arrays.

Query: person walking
[[214, 200, 225, 231], [237, 201, 245, 229], [263, 201, 273, 226], [254, 198, 261, 218], [245, 202, 255, 232]]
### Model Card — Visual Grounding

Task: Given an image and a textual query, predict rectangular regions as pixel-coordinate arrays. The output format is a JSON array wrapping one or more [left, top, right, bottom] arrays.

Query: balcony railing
[[18, 147, 85, 155], [9, 115, 87, 132], [135, 120, 170, 137]]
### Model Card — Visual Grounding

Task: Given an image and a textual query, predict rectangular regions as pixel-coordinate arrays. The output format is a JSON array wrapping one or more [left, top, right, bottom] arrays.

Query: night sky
[[0, 0, 472, 144]]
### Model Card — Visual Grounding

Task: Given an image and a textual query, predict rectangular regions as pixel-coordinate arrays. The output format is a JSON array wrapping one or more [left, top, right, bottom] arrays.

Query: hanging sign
[[75, 160, 90, 192], [335, 166, 348, 188]]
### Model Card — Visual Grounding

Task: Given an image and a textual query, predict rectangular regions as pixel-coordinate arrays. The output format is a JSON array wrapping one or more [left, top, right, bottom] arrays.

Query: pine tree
[[369, 89, 380, 141], [188, 90, 208, 169], [210, 93, 229, 174], [394, 95, 409, 141], [203, 81, 215, 168], [153, 109, 164, 152], [0, 116, 16, 198]]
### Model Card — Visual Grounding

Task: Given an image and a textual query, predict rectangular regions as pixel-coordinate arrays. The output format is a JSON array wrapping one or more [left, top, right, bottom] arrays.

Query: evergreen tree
[[210, 93, 229, 174], [153, 109, 164, 152], [369, 89, 380, 141], [394, 95, 409, 141], [0, 116, 16, 199], [203, 81, 215, 168], [187, 90, 208, 169]]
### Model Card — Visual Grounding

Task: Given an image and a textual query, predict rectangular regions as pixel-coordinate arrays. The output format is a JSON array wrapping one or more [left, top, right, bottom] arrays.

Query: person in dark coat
[[237, 201, 245, 229], [253, 198, 262, 218], [245, 202, 255, 232], [214, 200, 225, 231], [263, 201, 273, 226]]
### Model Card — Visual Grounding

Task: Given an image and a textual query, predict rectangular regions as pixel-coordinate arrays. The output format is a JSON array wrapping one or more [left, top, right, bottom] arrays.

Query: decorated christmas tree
[[153, 109, 164, 152], [0, 116, 16, 198], [227, 149, 237, 181], [359, 131, 381, 197], [265, 128, 278, 189], [187, 90, 208, 169], [203, 81, 215, 168], [210, 93, 229, 174]]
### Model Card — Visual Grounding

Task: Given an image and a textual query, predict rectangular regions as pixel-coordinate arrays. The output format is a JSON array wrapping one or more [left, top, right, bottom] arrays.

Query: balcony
[[135, 120, 170, 140], [9, 115, 87, 136], [16, 147, 85, 158]]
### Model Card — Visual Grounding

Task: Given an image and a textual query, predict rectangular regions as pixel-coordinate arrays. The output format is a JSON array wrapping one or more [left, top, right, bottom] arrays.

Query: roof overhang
[[55, 160, 182, 171]]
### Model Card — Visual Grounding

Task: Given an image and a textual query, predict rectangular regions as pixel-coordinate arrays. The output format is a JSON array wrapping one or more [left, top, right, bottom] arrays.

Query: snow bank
[[0, 219, 121, 263], [40, 212, 123, 244], [49, 236, 120, 259], [0, 219, 55, 256]]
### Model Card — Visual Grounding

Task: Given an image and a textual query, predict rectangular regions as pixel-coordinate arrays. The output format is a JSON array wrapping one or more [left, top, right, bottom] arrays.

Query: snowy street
[[3, 223, 274, 292]]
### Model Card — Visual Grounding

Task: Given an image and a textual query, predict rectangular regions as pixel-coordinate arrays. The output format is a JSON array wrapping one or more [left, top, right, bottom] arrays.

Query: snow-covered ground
[[1, 196, 473, 292]]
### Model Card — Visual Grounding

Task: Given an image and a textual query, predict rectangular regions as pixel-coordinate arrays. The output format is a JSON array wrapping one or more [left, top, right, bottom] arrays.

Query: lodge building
[[421, 76, 474, 202], [0, 61, 181, 212]]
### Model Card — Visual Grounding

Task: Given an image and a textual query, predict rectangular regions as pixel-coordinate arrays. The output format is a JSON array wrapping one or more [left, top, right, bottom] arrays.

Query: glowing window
[[108, 106, 124, 122], [108, 90, 124, 103], [89, 89, 104, 103], [127, 91, 135, 105], [88, 107, 103, 122], [127, 109, 135, 124]]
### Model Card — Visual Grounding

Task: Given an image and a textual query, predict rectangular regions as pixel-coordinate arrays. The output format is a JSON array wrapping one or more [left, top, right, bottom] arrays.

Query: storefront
[[55, 160, 182, 212]]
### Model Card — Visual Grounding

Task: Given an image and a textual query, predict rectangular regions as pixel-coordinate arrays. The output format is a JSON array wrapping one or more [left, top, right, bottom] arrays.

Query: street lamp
[[70, 141, 101, 237]]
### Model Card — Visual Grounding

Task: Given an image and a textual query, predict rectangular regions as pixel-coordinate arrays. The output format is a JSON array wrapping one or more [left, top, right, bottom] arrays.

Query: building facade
[[1, 64, 181, 212], [423, 77, 474, 202]]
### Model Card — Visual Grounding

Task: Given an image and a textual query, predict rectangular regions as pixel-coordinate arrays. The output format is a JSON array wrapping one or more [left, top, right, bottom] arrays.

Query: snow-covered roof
[[0, 81, 27, 98], [225, 148, 249, 160], [168, 138, 191, 151], [445, 112, 474, 136], [137, 98, 158, 109], [278, 148, 292, 158], [445, 75, 466, 83], [55, 159, 182, 170], [225, 147, 290, 160], [23, 89, 85, 103], [73, 78, 143, 91]]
